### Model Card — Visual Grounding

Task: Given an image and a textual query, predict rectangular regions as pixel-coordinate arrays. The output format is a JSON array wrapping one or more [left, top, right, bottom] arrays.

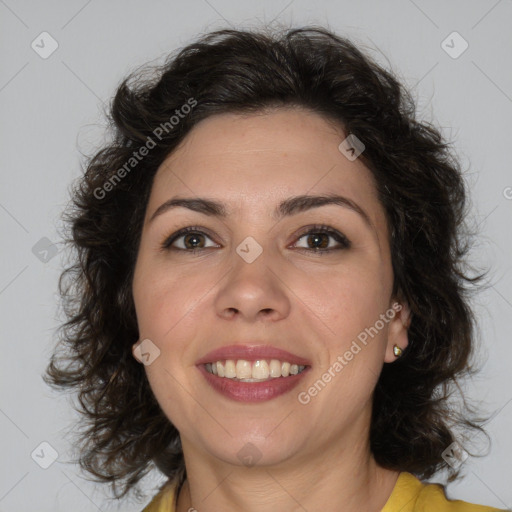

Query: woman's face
[[132, 108, 409, 468]]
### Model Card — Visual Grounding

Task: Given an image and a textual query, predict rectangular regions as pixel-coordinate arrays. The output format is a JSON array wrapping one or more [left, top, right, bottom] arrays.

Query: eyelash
[[160, 224, 351, 255]]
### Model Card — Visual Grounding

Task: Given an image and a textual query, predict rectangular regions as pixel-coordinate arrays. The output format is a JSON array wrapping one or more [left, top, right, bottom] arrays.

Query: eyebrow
[[148, 194, 376, 233]]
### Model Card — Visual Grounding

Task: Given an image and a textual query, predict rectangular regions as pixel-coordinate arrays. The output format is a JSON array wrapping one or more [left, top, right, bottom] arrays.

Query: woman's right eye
[[161, 227, 219, 252]]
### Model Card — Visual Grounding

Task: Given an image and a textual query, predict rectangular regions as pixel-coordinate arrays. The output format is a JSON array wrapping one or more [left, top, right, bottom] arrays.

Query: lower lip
[[197, 364, 310, 402]]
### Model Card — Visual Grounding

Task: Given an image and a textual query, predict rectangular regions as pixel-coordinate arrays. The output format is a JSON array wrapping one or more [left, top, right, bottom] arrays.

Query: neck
[[176, 431, 399, 512]]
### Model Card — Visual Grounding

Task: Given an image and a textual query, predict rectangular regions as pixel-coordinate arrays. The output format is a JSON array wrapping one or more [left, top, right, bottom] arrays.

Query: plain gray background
[[1, 0, 511, 510]]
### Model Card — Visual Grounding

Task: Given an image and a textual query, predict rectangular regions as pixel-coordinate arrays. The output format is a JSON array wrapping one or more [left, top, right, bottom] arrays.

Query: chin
[[206, 431, 304, 469]]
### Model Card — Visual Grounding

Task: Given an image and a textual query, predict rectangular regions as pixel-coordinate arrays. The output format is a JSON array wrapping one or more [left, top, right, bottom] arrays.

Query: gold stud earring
[[393, 344, 403, 357]]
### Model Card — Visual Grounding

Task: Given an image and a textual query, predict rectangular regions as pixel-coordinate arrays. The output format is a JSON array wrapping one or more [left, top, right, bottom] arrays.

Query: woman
[[45, 26, 506, 511]]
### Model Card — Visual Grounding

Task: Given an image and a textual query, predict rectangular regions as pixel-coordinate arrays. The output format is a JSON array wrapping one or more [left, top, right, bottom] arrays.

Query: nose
[[214, 250, 291, 323]]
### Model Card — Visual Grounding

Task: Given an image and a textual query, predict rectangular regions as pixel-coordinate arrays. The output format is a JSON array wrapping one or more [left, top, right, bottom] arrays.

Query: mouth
[[196, 344, 311, 402], [204, 359, 307, 382]]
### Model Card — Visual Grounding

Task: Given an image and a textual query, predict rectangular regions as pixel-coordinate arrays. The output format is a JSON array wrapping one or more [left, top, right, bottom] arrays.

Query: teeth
[[224, 359, 236, 378], [236, 359, 252, 379], [252, 360, 269, 379], [269, 359, 282, 378], [205, 359, 306, 380]]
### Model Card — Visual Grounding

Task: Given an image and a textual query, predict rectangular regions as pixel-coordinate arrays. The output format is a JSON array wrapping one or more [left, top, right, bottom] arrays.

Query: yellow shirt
[[142, 472, 506, 511]]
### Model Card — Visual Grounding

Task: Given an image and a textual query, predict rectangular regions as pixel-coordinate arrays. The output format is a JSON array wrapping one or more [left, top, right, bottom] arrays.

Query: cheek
[[296, 266, 392, 414], [133, 264, 208, 427], [133, 258, 205, 339], [291, 261, 392, 345], [132, 258, 218, 407]]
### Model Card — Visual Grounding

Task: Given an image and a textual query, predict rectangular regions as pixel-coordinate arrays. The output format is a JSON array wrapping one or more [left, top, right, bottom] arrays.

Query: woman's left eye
[[292, 226, 351, 253]]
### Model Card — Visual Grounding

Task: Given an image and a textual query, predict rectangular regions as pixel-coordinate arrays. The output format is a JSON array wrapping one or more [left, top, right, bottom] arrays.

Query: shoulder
[[382, 472, 507, 512], [415, 478, 505, 512], [141, 479, 178, 512]]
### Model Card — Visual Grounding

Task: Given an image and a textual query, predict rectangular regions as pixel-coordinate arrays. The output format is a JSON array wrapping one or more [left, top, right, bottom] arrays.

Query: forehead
[[148, 108, 385, 230]]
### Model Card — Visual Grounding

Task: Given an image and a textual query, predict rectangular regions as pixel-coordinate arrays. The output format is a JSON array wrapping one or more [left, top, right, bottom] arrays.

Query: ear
[[384, 301, 411, 363]]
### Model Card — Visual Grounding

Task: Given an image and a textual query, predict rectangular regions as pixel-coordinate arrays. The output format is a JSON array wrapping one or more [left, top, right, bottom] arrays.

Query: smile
[[205, 359, 307, 381]]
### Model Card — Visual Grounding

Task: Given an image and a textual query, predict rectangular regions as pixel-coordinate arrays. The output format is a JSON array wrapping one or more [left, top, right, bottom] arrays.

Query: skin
[[132, 107, 411, 512]]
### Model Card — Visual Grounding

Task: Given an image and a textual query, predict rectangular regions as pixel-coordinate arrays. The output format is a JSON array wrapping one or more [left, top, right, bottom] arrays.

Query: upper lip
[[196, 344, 311, 366]]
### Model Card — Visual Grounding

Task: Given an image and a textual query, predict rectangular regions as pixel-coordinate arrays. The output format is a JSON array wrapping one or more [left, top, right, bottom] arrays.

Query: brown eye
[[293, 225, 351, 253], [304, 232, 330, 249], [161, 227, 219, 251], [182, 232, 206, 249]]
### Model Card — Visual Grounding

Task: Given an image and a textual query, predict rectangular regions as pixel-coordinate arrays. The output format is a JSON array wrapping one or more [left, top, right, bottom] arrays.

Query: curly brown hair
[[44, 25, 488, 501]]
